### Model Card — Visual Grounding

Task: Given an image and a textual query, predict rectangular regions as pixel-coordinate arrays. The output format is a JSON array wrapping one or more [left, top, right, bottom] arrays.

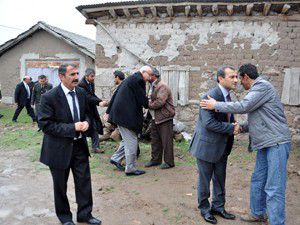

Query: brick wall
[[94, 16, 300, 144]]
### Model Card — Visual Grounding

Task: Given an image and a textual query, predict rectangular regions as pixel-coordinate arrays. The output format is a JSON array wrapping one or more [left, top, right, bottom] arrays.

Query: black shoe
[[144, 161, 161, 167], [160, 163, 175, 169], [78, 216, 101, 225], [125, 170, 146, 176], [211, 209, 235, 220], [12, 119, 17, 123], [110, 160, 125, 171], [0, 114, 3, 119], [62, 221, 75, 225], [202, 212, 217, 224]]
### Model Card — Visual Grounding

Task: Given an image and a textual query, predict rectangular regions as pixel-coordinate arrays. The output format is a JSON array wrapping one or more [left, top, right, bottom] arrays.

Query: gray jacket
[[190, 86, 235, 163], [215, 77, 291, 151]]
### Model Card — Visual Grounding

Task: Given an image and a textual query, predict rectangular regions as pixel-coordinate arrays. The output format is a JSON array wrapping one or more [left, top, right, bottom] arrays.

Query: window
[[159, 66, 190, 106], [281, 68, 300, 105]]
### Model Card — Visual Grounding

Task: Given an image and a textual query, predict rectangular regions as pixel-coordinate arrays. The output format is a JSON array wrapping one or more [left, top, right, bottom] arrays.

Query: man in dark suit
[[12, 75, 36, 122], [190, 66, 239, 224], [106, 66, 152, 176], [31, 75, 53, 121], [78, 68, 107, 153], [38, 64, 101, 225]]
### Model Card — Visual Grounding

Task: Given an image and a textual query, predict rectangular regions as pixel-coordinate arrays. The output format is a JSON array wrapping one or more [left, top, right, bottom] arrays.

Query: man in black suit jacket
[[78, 68, 107, 153], [38, 64, 101, 225], [106, 66, 152, 176], [189, 66, 239, 224], [12, 76, 36, 122]]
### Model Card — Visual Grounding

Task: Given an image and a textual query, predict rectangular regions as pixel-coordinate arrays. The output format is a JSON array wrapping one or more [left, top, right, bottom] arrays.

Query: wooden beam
[[185, 6, 191, 17], [263, 3, 271, 16], [166, 5, 173, 17], [150, 6, 157, 17], [212, 4, 218, 16], [137, 7, 145, 17], [281, 4, 291, 14], [246, 3, 254, 16], [108, 9, 117, 18], [196, 5, 202, 16], [227, 5, 234, 16], [123, 8, 131, 18]]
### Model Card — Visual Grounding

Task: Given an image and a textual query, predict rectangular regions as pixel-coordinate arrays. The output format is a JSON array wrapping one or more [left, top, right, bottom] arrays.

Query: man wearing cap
[[145, 68, 175, 169], [78, 68, 107, 153]]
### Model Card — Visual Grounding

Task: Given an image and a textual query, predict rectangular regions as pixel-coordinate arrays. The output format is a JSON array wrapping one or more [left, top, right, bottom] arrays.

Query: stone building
[[77, 0, 300, 143], [0, 21, 95, 104]]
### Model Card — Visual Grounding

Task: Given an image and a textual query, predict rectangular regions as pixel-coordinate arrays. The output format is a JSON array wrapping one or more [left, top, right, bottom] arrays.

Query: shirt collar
[[61, 82, 75, 96], [23, 81, 29, 87], [218, 83, 229, 99]]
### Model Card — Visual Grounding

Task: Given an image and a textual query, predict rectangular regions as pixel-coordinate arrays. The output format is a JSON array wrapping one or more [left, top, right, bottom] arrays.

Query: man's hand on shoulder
[[200, 95, 217, 110]]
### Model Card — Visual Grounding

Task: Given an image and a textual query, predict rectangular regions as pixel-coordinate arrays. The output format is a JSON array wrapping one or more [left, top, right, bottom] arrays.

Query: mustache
[[72, 79, 79, 83]]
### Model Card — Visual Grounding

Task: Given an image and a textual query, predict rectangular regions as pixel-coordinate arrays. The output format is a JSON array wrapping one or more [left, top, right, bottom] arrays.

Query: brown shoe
[[92, 148, 105, 153], [240, 213, 267, 223]]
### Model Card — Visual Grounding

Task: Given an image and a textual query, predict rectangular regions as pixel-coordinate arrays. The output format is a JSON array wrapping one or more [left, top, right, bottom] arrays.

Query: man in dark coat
[[31, 75, 53, 121], [190, 66, 239, 224], [12, 76, 36, 122], [78, 68, 107, 153], [38, 63, 101, 225], [106, 66, 152, 176]]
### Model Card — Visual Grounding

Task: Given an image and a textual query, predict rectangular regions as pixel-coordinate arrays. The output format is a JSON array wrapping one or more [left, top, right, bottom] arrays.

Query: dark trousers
[[12, 99, 36, 121], [90, 120, 100, 149], [34, 103, 40, 121], [50, 139, 93, 223], [197, 156, 228, 215], [150, 119, 174, 166]]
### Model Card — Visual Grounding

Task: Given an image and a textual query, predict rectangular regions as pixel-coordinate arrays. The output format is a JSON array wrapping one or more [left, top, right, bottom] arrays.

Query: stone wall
[[94, 15, 300, 144]]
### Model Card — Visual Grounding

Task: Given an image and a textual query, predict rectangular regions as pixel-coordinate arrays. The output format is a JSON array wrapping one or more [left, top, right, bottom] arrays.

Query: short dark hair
[[238, 64, 259, 80], [113, 70, 125, 80], [58, 63, 77, 75], [85, 68, 95, 76], [38, 75, 46, 79], [216, 66, 235, 83]]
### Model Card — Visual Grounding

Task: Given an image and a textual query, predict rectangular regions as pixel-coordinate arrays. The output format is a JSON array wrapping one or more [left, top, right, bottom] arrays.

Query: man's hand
[[81, 121, 89, 132], [233, 122, 241, 135], [75, 121, 89, 132], [200, 95, 217, 110], [75, 122, 83, 131], [99, 100, 108, 107], [103, 113, 109, 122]]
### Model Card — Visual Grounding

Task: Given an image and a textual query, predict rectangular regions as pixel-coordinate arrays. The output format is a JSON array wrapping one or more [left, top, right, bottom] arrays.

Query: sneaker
[[160, 163, 175, 169], [240, 213, 268, 222]]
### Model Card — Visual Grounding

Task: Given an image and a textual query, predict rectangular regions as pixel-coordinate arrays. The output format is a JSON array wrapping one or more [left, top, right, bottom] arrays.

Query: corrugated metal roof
[[0, 21, 95, 59]]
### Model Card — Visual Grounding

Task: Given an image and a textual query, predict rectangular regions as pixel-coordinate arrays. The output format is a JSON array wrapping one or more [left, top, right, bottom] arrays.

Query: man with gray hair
[[145, 68, 175, 169], [106, 66, 152, 176]]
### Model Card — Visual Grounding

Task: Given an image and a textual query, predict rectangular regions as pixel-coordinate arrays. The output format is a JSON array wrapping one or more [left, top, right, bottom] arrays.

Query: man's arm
[[31, 86, 36, 105], [201, 85, 271, 114], [14, 84, 20, 104], [149, 85, 169, 109], [38, 94, 76, 138], [131, 80, 148, 109]]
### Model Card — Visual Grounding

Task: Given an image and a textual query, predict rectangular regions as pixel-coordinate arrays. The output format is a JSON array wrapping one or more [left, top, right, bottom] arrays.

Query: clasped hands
[[233, 122, 242, 135], [75, 121, 89, 132]]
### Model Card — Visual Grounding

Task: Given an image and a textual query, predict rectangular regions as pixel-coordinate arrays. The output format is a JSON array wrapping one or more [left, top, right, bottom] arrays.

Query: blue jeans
[[250, 142, 291, 225]]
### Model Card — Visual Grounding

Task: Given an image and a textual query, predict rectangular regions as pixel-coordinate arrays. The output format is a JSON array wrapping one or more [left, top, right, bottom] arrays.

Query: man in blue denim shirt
[[200, 64, 291, 225]]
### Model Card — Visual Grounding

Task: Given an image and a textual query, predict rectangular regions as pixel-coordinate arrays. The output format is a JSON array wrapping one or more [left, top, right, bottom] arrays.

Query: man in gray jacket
[[200, 64, 291, 225], [190, 66, 239, 224]]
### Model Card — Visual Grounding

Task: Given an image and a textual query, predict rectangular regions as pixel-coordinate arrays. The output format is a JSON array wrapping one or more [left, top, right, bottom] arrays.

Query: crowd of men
[[11, 63, 291, 225]]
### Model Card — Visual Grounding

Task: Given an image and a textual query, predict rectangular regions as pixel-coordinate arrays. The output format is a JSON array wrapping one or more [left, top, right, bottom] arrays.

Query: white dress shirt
[[23, 81, 30, 99]]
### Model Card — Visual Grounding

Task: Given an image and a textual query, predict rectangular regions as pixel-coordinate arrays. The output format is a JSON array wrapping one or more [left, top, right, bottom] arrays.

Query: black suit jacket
[[14, 82, 31, 105], [78, 78, 103, 135], [190, 86, 235, 163], [106, 71, 148, 134], [38, 84, 90, 169]]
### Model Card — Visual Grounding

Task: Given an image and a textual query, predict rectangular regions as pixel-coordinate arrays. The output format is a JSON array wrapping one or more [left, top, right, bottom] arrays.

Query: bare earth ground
[[0, 111, 299, 225]]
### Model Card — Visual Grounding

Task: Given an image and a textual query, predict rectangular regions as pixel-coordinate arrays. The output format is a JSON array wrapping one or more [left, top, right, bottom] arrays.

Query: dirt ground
[[0, 135, 299, 225]]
